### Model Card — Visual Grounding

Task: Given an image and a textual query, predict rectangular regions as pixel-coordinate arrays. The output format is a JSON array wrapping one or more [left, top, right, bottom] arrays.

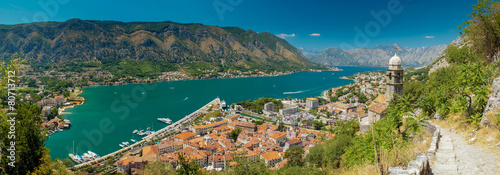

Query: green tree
[[284, 146, 304, 167], [304, 143, 325, 168], [143, 160, 175, 175], [230, 151, 270, 175], [230, 127, 242, 142], [313, 120, 325, 130], [278, 122, 286, 132], [177, 152, 201, 175], [0, 102, 46, 174], [459, 0, 500, 61], [274, 165, 324, 175], [324, 134, 353, 168]]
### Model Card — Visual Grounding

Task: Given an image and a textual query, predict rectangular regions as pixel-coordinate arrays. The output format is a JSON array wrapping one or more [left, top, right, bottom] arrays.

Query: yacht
[[119, 144, 125, 148], [157, 118, 172, 124], [69, 154, 82, 164], [122, 142, 130, 146], [133, 130, 139, 134], [131, 139, 137, 143], [88, 151, 98, 159]]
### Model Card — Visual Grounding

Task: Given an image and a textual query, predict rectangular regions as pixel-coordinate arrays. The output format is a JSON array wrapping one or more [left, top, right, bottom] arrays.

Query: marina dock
[[70, 97, 220, 171]]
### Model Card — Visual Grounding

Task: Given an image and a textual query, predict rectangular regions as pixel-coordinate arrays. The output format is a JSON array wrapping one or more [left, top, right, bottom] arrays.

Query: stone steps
[[431, 133, 458, 175]]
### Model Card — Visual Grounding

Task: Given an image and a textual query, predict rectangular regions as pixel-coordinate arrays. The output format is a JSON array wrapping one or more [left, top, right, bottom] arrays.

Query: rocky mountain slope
[[310, 44, 446, 67], [0, 18, 322, 73]]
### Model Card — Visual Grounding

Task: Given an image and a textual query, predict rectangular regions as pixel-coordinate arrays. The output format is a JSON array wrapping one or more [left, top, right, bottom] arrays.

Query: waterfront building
[[305, 98, 319, 109], [142, 145, 160, 159], [191, 120, 228, 135], [174, 131, 196, 142], [158, 140, 183, 155], [221, 100, 227, 108]]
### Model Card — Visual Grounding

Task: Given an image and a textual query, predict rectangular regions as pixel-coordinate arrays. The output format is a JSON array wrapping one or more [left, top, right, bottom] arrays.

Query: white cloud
[[276, 33, 296, 39], [309, 33, 321, 36], [425, 36, 435, 39]]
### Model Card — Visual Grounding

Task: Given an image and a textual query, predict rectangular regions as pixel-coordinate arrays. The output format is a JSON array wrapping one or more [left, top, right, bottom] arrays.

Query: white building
[[306, 98, 319, 109]]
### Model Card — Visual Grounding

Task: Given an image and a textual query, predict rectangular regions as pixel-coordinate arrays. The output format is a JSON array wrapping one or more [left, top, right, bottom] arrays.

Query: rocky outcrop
[[428, 58, 449, 75], [481, 76, 500, 127], [427, 36, 470, 75]]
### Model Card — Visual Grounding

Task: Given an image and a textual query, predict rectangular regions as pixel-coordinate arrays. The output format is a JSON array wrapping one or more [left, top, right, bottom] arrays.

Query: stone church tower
[[386, 53, 403, 102]]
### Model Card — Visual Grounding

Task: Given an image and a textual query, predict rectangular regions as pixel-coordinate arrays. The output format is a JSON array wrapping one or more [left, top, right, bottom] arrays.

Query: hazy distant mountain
[[310, 44, 447, 67], [298, 48, 323, 59], [0, 18, 323, 74]]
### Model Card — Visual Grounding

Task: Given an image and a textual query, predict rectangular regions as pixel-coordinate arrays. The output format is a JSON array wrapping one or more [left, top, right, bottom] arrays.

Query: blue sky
[[0, 0, 476, 50]]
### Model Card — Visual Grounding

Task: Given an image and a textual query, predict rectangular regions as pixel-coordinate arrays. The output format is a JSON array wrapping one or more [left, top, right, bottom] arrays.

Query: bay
[[45, 66, 386, 159]]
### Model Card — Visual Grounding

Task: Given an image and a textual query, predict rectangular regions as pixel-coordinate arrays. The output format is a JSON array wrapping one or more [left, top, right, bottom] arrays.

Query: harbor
[[70, 97, 221, 171], [46, 68, 381, 160]]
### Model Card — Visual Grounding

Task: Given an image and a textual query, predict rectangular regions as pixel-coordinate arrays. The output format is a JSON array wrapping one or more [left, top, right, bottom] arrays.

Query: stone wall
[[388, 122, 440, 175]]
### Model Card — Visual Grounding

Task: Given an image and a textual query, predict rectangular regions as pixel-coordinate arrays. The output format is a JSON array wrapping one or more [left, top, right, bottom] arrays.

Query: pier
[[70, 97, 220, 171]]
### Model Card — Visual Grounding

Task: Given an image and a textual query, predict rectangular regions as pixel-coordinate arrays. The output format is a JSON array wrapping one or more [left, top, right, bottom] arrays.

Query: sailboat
[[69, 141, 83, 163]]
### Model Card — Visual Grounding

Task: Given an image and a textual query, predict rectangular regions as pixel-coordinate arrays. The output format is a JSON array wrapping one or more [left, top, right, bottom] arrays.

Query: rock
[[482, 75, 500, 127], [429, 57, 449, 75], [434, 113, 442, 120], [469, 137, 476, 143], [487, 136, 494, 142]]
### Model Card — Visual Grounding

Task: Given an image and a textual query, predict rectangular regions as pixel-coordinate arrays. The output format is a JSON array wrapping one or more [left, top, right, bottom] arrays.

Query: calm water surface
[[45, 66, 386, 159]]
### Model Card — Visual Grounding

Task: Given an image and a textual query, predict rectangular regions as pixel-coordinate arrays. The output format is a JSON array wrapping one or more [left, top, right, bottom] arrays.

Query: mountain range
[[309, 44, 447, 67], [0, 18, 323, 75]]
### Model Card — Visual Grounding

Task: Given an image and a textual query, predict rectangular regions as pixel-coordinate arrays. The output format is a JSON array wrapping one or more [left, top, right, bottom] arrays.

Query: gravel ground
[[434, 128, 500, 175]]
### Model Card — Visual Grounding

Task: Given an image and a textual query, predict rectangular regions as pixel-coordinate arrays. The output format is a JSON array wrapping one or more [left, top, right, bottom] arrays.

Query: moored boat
[[157, 118, 172, 124]]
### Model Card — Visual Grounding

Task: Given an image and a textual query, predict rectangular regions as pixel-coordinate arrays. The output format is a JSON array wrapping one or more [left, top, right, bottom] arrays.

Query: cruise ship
[[157, 118, 172, 124]]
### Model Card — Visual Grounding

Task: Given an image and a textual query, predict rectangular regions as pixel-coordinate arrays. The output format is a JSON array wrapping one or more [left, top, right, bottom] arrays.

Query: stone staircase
[[431, 131, 458, 175]]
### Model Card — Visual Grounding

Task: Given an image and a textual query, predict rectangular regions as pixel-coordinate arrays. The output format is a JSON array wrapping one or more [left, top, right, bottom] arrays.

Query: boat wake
[[283, 90, 309, 95]]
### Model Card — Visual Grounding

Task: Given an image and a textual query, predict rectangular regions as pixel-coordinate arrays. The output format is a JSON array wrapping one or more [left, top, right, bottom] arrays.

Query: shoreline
[[83, 69, 343, 88], [70, 97, 220, 171]]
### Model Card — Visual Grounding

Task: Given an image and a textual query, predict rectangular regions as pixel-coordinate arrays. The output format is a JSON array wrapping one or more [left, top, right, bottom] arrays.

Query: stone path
[[431, 128, 499, 175]]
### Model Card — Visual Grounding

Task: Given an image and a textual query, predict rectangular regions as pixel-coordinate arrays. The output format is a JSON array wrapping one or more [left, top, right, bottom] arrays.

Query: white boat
[[122, 142, 130, 146], [133, 130, 139, 134], [131, 139, 137, 143], [157, 118, 172, 124], [119, 144, 125, 148], [88, 151, 98, 159], [69, 154, 82, 163]]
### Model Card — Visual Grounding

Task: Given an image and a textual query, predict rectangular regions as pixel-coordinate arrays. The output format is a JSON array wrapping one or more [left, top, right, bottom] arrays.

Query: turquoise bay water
[[45, 66, 386, 159]]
